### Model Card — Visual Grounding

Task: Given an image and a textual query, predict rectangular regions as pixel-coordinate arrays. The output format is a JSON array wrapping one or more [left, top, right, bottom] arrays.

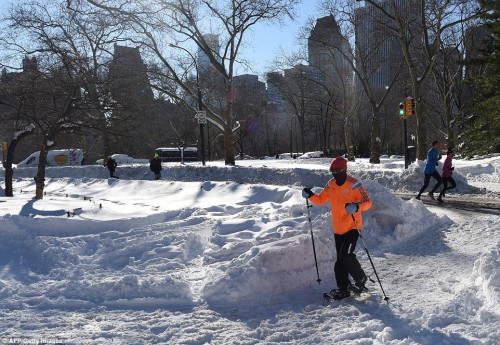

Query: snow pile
[[199, 178, 449, 304], [473, 242, 500, 313], [360, 179, 451, 243], [0, 177, 448, 308], [0, 215, 201, 309]]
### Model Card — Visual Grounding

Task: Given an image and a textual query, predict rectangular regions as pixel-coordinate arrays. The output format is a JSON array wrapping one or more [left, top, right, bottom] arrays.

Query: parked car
[[17, 149, 84, 167], [298, 151, 324, 159], [235, 154, 254, 160], [278, 152, 303, 159], [96, 154, 148, 165]]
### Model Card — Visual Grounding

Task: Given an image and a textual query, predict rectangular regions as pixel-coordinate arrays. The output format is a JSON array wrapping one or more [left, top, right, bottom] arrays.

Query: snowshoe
[[323, 289, 351, 301]]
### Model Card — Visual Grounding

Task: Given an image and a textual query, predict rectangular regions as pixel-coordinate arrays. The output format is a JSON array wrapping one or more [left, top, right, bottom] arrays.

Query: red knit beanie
[[330, 156, 347, 172]]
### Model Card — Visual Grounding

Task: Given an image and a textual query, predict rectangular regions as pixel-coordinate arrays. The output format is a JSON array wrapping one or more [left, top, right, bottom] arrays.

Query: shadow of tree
[[19, 199, 66, 217]]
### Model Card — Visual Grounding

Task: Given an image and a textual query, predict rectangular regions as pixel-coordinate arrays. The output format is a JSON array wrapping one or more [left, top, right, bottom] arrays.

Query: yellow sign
[[1, 142, 7, 151], [54, 154, 69, 165]]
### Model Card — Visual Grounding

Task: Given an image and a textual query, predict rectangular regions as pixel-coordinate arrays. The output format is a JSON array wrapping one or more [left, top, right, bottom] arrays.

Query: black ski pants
[[334, 229, 366, 290], [418, 170, 442, 196]]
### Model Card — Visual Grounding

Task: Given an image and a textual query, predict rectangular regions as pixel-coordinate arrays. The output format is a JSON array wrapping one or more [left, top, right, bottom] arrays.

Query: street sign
[[196, 110, 207, 124]]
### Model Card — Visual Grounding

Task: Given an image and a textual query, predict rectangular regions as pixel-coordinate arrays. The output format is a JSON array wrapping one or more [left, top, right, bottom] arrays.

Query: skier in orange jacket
[[302, 156, 372, 300]]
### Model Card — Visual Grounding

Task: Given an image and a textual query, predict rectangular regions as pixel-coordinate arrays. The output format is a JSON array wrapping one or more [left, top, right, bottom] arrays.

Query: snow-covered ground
[[0, 155, 499, 344]]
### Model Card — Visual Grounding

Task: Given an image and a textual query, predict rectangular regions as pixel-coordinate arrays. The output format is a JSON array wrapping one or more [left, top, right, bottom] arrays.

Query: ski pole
[[306, 198, 321, 284], [351, 214, 389, 302], [350, 181, 389, 302]]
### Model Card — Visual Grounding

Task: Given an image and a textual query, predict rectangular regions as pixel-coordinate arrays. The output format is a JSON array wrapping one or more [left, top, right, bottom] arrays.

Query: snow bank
[[472, 242, 500, 313], [0, 221, 200, 308], [198, 180, 448, 304], [355, 160, 479, 194], [0, 176, 448, 307], [2, 157, 485, 195], [360, 179, 451, 244]]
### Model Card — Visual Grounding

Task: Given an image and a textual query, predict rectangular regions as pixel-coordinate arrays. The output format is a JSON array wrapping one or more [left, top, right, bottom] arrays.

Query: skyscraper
[[109, 44, 153, 101], [197, 34, 221, 72], [308, 15, 353, 90], [354, 2, 402, 91], [108, 44, 155, 156]]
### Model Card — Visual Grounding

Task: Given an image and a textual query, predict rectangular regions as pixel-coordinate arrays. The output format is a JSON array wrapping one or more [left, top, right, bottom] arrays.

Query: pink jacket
[[441, 154, 453, 178]]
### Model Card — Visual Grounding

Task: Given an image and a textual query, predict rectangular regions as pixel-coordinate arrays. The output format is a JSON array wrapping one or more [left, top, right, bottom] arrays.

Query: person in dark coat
[[150, 153, 162, 180], [437, 147, 456, 203], [106, 156, 118, 178]]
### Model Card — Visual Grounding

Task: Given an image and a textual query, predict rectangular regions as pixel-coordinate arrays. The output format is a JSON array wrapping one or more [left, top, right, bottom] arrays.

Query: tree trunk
[[35, 144, 49, 200], [445, 103, 455, 149], [414, 95, 427, 160], [3, 142, 20, 197], [369, 110, 381, 164], [2, 131, 34, 197], [300, 125, 306, 155], [223, 126, 235, 165], [102, 125, 111, 165], [447, 125, 454, 150], [344, 117, 355, 161]]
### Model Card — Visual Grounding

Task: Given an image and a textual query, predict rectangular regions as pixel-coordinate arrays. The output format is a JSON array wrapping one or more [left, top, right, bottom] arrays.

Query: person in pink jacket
[[437, 147, 456, 202]]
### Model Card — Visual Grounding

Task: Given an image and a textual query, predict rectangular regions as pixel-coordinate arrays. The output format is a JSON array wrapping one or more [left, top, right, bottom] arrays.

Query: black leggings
[[334, 230, 366, 290], [439, 176, 456, 197], [418, 170, 442, 195]]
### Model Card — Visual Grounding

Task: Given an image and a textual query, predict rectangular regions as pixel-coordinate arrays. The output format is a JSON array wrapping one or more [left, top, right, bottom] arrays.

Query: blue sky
[[238, 1, 319, 76], [0, 0, 319, 77]]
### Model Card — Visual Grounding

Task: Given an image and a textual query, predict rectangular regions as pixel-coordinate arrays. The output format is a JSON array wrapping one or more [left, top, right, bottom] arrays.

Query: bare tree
[[86, 0, 299, 165], [1, 0, 142, 164], [428, 19, 472, 149], [356, 0, 483, 160], [0, 82, 36, 197], [0, 62, 35, 196], [21, 62, 86, 199], [0, 0, 134, 198], [313, 1, 413, 163]]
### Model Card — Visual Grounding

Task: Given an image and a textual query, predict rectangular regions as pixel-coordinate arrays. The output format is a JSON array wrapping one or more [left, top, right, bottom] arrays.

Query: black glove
[[302, 188, 314, 199], [451, 166, 454, 171], [345, 203, 359, 215]]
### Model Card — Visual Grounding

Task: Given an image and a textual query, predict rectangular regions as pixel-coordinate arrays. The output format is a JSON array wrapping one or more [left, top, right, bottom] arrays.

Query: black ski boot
[[350, 277, 368, 294], [325, 289, 351, 300]]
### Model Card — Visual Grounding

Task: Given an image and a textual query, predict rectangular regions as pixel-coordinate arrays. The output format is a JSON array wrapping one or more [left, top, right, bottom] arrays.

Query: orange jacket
[[309, 176, 372, 235]]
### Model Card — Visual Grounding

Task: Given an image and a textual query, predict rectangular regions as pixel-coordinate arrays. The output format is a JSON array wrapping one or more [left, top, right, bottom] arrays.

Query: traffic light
[[399, 102, 405, 116], [405, 97, 415, 116]]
